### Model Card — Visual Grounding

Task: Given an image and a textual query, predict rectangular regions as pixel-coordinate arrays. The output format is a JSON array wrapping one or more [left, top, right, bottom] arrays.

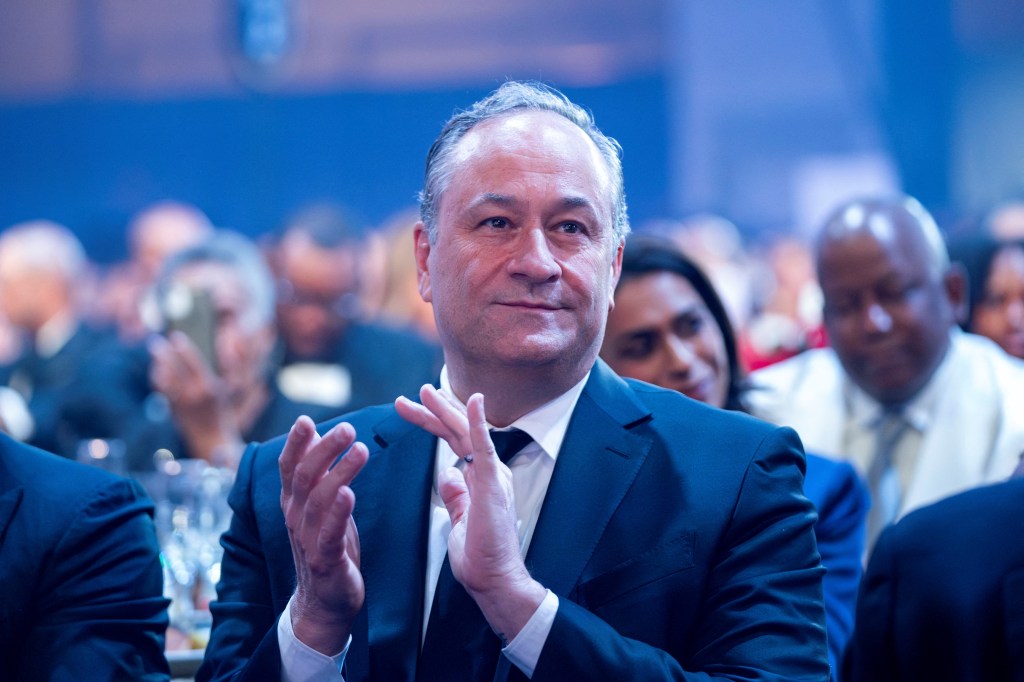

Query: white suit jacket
[[747, 330, 1024, 517]]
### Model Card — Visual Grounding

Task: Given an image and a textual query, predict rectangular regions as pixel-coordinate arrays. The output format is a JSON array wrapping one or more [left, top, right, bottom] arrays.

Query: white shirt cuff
[[502, 589, 559, 678], [277, 596, 349, 682]]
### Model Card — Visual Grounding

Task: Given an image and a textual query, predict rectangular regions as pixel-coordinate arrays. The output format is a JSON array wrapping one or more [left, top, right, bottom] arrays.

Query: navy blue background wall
[[0, 77, 669, 263]]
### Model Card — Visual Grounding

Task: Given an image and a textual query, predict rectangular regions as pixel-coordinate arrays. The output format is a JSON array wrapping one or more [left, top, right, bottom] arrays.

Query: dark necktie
[[490, 428, 533, 465], [416, 429, 533, 681]]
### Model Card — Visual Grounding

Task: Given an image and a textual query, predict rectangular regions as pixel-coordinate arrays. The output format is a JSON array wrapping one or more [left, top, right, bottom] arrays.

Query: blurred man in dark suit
[[270, 204, 441, 412], [845, 476, 1024, 681], [0, 432, 169, 681], [0, 220, 139, 460]]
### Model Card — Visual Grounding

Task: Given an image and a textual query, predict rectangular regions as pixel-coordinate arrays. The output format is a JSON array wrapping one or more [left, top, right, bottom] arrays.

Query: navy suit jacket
[[844, 477, 1024, 682], [0, 433, 170, 681], [198, 361, 828, 681]]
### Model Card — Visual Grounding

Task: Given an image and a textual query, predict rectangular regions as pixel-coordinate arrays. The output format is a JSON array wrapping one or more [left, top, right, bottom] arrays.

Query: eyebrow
[[468, 193, 599, 215]]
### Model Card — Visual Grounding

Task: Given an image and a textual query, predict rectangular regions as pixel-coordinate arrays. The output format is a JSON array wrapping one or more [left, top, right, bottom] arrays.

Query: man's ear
[[413, 222, 433, 303], [607, 239, 624, 311], [944, 262, 969, 325]]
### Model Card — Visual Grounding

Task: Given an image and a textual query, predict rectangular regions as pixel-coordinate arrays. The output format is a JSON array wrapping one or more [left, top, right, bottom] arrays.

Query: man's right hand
[[279, 416, 369, 655]]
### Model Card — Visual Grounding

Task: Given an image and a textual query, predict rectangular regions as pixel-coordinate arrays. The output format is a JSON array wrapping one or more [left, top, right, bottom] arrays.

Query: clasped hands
[[280, 385, 546, 655]]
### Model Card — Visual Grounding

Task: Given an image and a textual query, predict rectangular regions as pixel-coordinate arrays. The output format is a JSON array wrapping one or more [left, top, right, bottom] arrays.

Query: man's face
[[0, 266, 63, 331], [819, 225, 955, 405], [275, 234, 359, 360], [416, 111, 622, 374]]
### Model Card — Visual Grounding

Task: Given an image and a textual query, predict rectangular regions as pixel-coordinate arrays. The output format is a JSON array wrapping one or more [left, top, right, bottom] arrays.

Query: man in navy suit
[[844, 476, 1024, 681], [0, 433, 170, 681], [199, 81, 828, 681]]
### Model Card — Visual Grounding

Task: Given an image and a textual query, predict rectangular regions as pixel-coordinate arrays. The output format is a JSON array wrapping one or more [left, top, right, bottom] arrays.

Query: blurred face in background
[[971, 244, 1024, 358], [818, 220, 958, 406], [171, 262, 275, 402], [275, 231, 360, 360], [0, 265, 66, 332], [601, 270, 730, 408]]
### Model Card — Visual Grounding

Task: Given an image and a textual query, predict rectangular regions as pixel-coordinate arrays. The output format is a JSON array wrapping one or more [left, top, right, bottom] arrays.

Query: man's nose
[[508, 227, 560, 282], [864, 302, 893, 334], [1006, 298, 1024, 327]]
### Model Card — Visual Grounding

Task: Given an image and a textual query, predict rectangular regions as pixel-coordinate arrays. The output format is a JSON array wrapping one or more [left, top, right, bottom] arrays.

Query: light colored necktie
[[1012, 452, 1024, 480], [866, 409, 910, 550]]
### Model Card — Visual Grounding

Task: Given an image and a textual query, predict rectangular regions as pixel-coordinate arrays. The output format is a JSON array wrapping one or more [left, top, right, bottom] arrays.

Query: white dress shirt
[[748, 330, 1024, 519], [278, 366, 589, 680]]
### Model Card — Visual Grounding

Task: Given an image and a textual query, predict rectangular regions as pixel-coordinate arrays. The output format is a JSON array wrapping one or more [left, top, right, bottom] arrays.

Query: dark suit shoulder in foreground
[[845, 477, 1024, 682], [0, 434, 170, 681]]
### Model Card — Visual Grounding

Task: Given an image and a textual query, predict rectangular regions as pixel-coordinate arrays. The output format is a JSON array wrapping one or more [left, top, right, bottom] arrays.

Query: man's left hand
[[395, 387, 546, 642]]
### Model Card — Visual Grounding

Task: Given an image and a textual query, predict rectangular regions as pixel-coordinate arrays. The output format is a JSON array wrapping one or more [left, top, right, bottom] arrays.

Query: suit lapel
[[0, 487, 23, 549], [524, 361, 653, 599], [355, 409, 436, 681], [0, 449, 23, 548], [0, 452, 25, 596]]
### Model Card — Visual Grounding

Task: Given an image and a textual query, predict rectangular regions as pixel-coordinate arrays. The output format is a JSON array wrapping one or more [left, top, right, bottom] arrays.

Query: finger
[[436, 387, 469, 414], [395, 393, 467, 455], [394, 395, 452, 438], [419, 386, 473, 454], [148, 337, 184, 388], [280, 415, 319, 500], [291, 422, 358, 506], [302, 441, 368, 539], [327, 440, 370, 488], [315, 485, 356, 561], [466, 393, 498, 468]]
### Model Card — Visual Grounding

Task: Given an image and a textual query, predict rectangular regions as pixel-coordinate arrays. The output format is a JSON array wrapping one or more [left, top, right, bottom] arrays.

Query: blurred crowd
[[5, 197, 1023, 478], [0, 201, 442, 473]]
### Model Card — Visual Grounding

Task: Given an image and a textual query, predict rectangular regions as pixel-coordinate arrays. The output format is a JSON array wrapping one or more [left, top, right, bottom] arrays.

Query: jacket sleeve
[[532, 427, 830, 682], [22, 477, 171, 682]]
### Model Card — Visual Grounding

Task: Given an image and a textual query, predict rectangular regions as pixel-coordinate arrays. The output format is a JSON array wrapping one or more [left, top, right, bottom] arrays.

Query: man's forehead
[[451, 110, 607, 175]]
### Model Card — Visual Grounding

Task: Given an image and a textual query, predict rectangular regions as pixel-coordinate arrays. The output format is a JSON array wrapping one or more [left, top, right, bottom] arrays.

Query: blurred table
[[134, 458, 235, 673]]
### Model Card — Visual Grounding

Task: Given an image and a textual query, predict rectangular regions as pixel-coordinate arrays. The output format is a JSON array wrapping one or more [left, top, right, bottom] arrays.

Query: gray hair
[[0, 220, 87, 281], [418, 81, 630, 244], [156, 230, 275, 331]]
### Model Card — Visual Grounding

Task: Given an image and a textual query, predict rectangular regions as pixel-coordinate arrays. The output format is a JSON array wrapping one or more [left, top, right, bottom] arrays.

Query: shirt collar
[[435, 364, 590, 468]]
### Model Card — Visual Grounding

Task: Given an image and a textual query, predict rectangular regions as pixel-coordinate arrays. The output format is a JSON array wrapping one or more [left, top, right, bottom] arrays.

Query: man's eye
[[484, 218, 509, 229], [559, 222, 582, 234], [825, 298, 857, 317], [983, 293, 1009, 308]]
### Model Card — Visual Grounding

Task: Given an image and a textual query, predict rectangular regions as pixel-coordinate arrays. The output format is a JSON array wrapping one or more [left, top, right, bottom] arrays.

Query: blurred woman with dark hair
[[601, 235, 869, 680], [949, 233, 1024, 359]]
